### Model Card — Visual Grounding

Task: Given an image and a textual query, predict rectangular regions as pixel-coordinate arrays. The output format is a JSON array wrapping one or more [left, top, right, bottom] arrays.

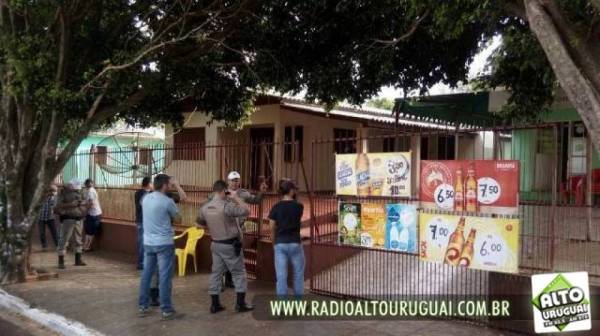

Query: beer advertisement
[[418, 212, 520, 274], [335, 152, 412, 197], [384, 204, 418, 253], [420, 160, 519, 215], [338, 202, 361, 245], [360, 203, 386, 248]]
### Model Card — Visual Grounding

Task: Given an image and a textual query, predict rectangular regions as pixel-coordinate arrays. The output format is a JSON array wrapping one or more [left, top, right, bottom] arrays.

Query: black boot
[[74, 253, 87, 266], [58, 256, 65, 269], [235, 292, 254, 313], [210, 295, 225, 314], [224, 271, 234, 288], [150, 288, 160, 307]]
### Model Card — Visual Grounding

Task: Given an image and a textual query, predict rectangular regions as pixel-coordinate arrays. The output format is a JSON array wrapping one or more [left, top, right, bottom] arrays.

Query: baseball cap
[[227, 171, 241, 180], [68, 178, 82, 190]]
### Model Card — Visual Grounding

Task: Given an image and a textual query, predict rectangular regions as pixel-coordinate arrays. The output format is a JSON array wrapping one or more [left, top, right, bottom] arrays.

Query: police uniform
[[55, 185, 87, 268], [197, 196, 250, 294]]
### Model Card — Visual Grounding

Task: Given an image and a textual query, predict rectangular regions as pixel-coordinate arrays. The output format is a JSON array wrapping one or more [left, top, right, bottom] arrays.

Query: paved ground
[[1, 250, 521, 336]]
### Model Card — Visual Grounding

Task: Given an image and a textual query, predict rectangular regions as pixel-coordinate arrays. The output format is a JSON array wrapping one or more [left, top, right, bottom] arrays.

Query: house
[[164, 94, 457, 194]]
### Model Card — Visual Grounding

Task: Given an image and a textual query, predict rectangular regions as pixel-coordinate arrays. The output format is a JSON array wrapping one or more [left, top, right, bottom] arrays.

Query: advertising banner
[[384, 204, 418, 253], [359, 203, 386, 248], [339, 202, 418, 253], [420, 160, 519, 215], [336, 152, 411, 197], [338, 202, 361, 245], [418, 212, 520, 274]]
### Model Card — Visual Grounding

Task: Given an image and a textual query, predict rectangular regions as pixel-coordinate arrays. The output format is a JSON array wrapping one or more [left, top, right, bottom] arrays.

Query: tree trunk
[[524, 0, 600, 152], [0, 174, 31, 284]]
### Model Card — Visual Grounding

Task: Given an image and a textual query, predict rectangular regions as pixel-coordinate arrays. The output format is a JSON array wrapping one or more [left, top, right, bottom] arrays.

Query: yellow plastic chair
[[174, 227, 204, 277]]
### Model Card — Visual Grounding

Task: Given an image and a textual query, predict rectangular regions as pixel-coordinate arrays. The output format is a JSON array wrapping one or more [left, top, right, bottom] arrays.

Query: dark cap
[[279, 179, 298, 195]]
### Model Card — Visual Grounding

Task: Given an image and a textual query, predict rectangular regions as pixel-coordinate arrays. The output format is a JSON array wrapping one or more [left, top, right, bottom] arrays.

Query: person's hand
[[259, 182, 268, 193]]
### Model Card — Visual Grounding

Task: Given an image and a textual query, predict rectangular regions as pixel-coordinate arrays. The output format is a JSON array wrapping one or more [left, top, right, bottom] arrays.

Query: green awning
[[393, 92, 497, 127]]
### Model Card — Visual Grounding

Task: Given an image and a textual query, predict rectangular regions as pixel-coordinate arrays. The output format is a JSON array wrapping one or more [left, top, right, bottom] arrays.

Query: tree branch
[[372, 8, 430, 46], [55, 6, 69, 86]]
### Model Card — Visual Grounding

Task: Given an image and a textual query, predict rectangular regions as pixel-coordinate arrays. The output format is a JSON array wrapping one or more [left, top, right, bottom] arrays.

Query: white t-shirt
[[85, 187, 102, 216]]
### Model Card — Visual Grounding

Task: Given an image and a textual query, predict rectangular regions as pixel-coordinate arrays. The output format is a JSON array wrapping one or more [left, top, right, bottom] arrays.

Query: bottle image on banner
[[465, 163, 478, 212], [355, 153, 370, 196], [458, 229, 477, 267], [398, 223, 409, 251], [444, 217, 466, 266], [454, 168, 464, 211], [369, 157, 385, 196], [389, 222, 400, 250]]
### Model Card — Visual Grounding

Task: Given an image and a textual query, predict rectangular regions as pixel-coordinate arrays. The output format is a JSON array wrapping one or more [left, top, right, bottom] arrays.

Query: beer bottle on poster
[[355, 153, 370, 196], [444, 217, 466, 266], [454, 168, 464, 212], [458, 229, 476, 267], [465, 163, 478, 212]]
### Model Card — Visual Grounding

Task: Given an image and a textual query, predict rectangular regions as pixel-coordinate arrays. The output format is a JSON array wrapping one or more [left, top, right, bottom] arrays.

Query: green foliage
[[366, 98, 395, 110]]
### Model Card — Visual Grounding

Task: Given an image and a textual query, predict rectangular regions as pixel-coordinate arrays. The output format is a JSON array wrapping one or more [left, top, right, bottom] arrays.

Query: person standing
[[197, 180, 254, 314], [83, 179, 102, 252], [138, 174, 187, 320], [54, 178, 87, 269], [220, 171, 268, 288], [268, 179, 305, 297], [38, 185, 59, 250], [135, 177, 153, 270]]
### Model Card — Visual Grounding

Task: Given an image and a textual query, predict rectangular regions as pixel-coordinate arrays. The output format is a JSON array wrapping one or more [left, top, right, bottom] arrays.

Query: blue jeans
[[274, 243, 305, 296], [136, 223, 144, 269], [139, 244, 175, 312]]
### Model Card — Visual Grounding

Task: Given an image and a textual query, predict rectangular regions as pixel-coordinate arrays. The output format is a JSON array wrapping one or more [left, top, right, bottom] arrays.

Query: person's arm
[[195, 206, 207, 228], [269, 219, 277, 242], [239, 182, 268, 204], [167, 198, 182, 225], [170, 177, 188, 202], [224, 197, 250, 218]]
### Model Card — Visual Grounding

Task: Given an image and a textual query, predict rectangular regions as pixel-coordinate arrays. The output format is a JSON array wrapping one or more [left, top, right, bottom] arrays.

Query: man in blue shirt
[[138, 174, 187, 320]]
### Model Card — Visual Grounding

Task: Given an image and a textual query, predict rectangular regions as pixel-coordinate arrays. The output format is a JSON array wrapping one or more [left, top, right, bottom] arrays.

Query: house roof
[[255, 94, 454, 130]]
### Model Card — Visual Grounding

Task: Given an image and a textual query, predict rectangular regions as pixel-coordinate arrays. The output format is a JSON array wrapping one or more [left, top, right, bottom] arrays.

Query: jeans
[[139, 244, 175, 312], [274, 243, 305, 297], [136, 223, 144, 269], [39, 219, 59, 248]]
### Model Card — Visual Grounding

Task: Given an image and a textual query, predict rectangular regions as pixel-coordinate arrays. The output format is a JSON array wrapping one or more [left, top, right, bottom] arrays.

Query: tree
[[366, 98, 395, 110], [0, 0, 492, 283]]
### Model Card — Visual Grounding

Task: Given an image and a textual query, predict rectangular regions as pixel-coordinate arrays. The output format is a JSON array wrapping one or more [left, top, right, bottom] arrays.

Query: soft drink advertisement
[[338, 202, 361, 245], [339, 202, 418, 253], [336, 152, 412, 198], [420, 160, 519, 215], [418, 212, 520, 274], [360, 203, 386, 248], [385, 204, 418, 253]]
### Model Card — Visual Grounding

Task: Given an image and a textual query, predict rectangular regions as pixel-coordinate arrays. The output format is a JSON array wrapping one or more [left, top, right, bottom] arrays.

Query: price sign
[[427, 216, 452, 247], [477, 177, 501, 204], [474, 233, 507, 267], [434, 183, 455, 210]]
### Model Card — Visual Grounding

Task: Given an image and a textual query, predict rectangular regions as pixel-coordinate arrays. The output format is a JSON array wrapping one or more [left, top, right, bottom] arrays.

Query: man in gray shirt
[[221, 171, 267, 288], [197, 180, 254, 313]]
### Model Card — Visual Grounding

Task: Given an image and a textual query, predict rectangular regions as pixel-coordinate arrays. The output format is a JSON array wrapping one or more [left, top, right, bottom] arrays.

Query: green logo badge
[[531, 272, 591, 333]]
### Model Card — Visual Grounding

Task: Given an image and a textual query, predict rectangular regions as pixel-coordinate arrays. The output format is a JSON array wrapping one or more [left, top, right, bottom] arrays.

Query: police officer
[[54, 178, 87, 269], [197, 180, 254, 313]]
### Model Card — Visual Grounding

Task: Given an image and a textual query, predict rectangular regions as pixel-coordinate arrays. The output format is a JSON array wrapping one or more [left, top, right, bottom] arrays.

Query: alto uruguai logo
[[531, 272, 591, 333]]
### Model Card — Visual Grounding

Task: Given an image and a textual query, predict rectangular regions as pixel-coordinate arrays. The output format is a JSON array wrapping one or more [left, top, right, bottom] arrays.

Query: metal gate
[[308, 123, 600, 334]]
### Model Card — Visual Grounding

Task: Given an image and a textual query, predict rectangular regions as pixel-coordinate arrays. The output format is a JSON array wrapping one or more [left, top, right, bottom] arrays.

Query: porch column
[[357, 126, 369, 153], [411, 135, 421, 199]]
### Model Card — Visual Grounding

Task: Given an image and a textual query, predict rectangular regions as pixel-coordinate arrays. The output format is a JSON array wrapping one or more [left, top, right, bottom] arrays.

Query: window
[[437, 135, 455, 160], [284, 126, 293, 162], [284, 126, 304, 163], [334, 128, 357, 154], [95, 146, 107, 165], [295, 126, 304, 161], [383, 138, 395, 152], [135, 147, 152, 166], [173, 127, 205, 160]]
